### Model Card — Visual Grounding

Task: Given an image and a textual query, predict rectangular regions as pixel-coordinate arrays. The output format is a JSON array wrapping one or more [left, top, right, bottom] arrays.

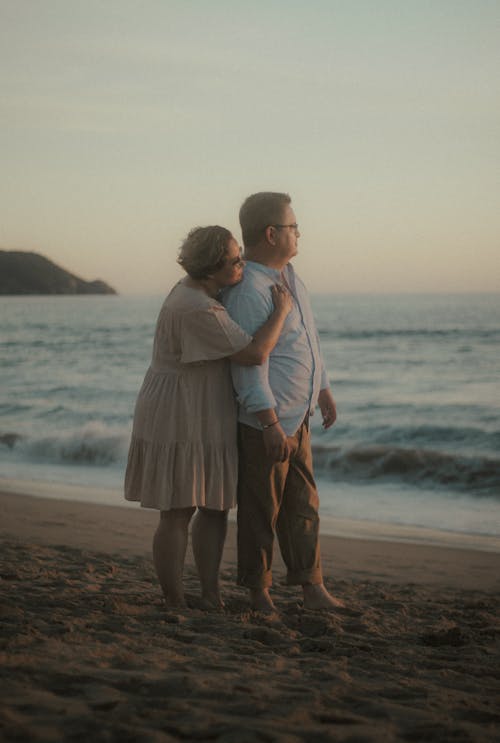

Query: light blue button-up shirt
[[222, 261, 330, 436]]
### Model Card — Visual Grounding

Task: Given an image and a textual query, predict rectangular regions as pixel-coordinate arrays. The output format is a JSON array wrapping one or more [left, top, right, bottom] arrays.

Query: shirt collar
[[244, 260, 287, 281]]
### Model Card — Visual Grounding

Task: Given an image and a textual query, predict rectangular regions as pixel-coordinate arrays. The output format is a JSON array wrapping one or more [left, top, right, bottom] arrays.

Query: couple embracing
[[125, 191, 343, 614]]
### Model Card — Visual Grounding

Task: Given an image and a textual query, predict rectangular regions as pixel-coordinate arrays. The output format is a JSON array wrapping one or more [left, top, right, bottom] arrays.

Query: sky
[[1, 0, 499, 294]]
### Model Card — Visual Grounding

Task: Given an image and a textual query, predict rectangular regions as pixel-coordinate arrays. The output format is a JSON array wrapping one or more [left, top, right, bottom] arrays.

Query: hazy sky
[[1, 0, 499, 294]]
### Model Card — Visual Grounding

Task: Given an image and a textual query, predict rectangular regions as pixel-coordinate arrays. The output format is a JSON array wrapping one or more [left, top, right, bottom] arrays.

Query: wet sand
[[1, 491, 500, 742]]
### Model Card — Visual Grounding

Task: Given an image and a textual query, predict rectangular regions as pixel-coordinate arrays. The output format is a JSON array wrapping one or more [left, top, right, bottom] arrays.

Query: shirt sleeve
[[315, 326, 330, 390], [292, 266, 331, 395], [224, 287, 277, 412], [180, 304, 252, 363], [320, 362, 330, 390]]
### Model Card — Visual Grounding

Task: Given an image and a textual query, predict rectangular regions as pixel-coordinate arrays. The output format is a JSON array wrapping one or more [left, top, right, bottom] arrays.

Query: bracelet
[[262, 419, 279, 430]]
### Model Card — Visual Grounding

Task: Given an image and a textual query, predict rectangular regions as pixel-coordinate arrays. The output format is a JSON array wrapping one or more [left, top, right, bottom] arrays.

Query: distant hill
[[0, 251, 117, 295]]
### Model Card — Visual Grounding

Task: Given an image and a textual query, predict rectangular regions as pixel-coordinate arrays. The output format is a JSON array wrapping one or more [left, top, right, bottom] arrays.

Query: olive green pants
[[236, 420, 323, 589]]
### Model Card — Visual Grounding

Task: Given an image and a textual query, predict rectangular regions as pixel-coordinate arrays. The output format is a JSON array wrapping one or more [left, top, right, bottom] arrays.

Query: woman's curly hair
[[177, 226, 233, 279]]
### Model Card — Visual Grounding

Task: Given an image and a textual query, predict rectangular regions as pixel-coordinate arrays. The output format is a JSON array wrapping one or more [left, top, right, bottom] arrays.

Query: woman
[[125, 226, 291, 609]]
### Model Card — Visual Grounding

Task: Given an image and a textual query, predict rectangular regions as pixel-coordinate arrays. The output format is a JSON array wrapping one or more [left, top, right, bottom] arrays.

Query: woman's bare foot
[[200, 591, 225, 611], [164, 593, 188, 611], [250, 587, 277, 614], [302, 582, 345, 611]]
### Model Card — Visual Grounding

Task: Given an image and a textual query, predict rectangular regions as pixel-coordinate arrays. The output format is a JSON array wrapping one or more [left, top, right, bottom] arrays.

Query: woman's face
[[212, 237, 245, 287]]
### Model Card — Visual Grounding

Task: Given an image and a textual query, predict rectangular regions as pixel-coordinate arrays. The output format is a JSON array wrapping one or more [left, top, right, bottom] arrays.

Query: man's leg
[[276, 421, 345, 610], [275, 422, 322, 585], [237, 423, 288, 610]]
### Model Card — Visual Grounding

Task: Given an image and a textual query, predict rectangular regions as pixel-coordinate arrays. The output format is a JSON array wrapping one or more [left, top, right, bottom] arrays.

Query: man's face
[[273, 205, 300, 263]]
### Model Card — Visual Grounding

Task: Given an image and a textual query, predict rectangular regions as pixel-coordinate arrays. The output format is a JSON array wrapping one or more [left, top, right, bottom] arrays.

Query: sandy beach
[[1, 490, 500, 742]]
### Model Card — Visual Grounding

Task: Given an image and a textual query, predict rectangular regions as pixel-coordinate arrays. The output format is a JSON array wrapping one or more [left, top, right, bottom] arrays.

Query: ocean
[[1, 293, 499, 549]]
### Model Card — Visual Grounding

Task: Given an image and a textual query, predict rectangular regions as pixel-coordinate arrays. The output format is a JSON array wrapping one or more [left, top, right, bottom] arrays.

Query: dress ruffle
[[124, 435, 237, 510]]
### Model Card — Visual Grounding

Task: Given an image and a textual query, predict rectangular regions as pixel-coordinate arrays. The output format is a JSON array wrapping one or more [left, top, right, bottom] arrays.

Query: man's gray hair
[[239, 192, 291, 248]]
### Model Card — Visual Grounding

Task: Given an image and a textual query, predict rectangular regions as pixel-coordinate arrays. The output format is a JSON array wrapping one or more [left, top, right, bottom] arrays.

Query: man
[[223, 192, 344, 612]]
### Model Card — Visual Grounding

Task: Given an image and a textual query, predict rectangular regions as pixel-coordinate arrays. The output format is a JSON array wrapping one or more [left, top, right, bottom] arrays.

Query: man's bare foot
[[250, 587, 277, 614], [302, 582, 345, 611]]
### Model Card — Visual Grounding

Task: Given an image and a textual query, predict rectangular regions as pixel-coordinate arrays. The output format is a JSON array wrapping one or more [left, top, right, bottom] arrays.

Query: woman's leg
[[191, 508, 228, 608], [153, 507, 195, 608]]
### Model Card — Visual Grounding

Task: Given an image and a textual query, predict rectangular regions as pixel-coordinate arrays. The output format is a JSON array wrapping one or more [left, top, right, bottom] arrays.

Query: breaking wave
[[312, 444, 500, 496], [0, 422, 129, 466]]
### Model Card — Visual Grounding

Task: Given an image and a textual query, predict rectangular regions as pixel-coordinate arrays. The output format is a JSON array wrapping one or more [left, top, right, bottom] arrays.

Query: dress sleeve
[[180, 304, 252, 363]]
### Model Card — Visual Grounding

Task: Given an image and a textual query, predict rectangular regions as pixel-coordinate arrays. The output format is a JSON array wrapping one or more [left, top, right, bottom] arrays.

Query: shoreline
[[2, 476, 499, 555], [2, 489, 500, 592]]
